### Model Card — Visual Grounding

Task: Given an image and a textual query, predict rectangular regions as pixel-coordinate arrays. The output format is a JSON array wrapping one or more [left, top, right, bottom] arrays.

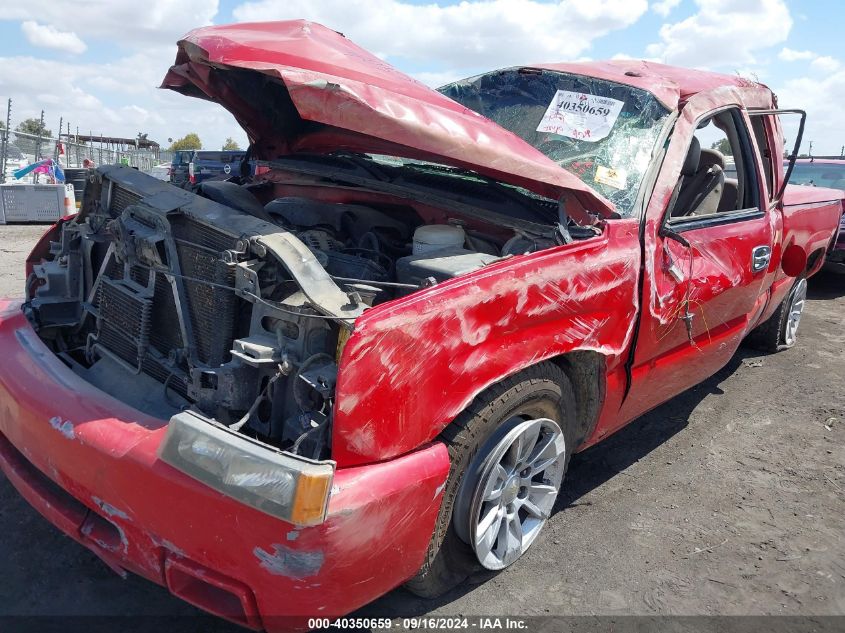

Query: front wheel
[[405, 363, 575, 597], [453, 416, 567, 571], [746, 277, 808, 352]]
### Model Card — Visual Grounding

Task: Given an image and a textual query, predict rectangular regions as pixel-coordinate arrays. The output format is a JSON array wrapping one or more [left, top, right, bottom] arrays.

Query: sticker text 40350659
[[536, 90, 624, 142]]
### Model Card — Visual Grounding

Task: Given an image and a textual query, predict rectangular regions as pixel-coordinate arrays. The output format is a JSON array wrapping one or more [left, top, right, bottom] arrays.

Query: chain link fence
[[2, 128, 172, 183]]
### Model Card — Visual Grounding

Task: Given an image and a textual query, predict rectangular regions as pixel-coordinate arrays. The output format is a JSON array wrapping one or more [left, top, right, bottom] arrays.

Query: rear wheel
[[405, 363, 576, 598], [782, 278, 808, 347], [746, 277, 808, 352]]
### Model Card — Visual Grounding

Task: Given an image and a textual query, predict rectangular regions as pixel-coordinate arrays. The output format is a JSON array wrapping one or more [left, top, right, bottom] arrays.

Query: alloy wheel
[[457, 418, 566, 570], [784, 278, 808, 347]]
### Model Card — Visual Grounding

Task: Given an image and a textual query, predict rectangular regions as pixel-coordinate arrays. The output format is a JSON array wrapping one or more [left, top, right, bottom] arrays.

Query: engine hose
[[292, 353, 335, 412]]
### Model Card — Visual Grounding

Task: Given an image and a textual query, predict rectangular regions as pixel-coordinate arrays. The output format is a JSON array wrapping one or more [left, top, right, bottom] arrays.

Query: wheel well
[[547, 351, 607, 449], [806, 248, 825, 276], [443, 352, 607, 451]]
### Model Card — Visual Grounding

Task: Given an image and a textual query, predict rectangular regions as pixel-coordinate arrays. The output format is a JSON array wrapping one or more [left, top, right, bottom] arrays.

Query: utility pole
[[55, 117, 63, 164], [1, 98, 10, 183], [34, 109, 45, 162]]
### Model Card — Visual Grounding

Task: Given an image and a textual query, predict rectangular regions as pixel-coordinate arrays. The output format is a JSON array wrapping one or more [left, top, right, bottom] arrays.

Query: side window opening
[[750, 115, 774, 199], [669, 107, 759, 221]]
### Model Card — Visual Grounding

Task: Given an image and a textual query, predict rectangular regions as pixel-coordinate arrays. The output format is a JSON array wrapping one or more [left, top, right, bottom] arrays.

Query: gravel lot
[[1, 223, 843, 627]]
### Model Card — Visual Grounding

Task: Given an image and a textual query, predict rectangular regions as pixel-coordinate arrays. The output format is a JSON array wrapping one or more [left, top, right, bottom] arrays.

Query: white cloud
[[3, 1, 219, 47], [21, 21, 87, 55], [776, 48, 841, 73], [0, 3, 244, 152], [1, 0, 654, 154], [652, 0, 681, 18], [776, 65, 845, 155], [810, 55, 840, 74], [646, 0, 791, 69], [13, 0, 831, 162], [233, 0, 649, 70], [0, 51, 246, 152], [778, 47, 815, 62]]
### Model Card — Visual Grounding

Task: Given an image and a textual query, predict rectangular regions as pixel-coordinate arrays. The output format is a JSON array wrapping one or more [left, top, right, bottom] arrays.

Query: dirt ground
[[0, 223, 843, 627]]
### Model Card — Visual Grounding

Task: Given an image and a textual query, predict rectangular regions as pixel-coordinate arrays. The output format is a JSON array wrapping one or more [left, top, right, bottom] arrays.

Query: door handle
[[751, 245, 771, 273]]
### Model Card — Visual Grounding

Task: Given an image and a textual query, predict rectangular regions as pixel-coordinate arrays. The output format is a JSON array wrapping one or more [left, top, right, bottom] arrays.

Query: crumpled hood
[[160, 20, 616, 219]]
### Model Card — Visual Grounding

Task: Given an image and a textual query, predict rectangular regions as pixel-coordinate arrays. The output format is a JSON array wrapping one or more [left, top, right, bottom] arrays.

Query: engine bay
[[24, 164, 594, 459]]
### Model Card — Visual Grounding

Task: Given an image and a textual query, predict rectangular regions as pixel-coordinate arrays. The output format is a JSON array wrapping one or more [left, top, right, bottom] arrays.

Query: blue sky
[[1, 0, 843, 154]]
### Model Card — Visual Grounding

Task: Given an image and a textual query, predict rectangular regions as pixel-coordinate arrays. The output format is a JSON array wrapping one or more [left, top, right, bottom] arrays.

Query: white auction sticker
[[536, 90, 625, 142]]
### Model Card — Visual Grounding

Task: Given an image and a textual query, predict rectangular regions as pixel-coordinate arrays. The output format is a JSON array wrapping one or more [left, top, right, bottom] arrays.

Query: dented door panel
[[615, 90, 778, 426], [621, 216, 773, 424]]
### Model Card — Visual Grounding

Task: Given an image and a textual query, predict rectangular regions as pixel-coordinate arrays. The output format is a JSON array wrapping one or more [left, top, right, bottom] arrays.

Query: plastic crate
[[0, 184, 64, 224]]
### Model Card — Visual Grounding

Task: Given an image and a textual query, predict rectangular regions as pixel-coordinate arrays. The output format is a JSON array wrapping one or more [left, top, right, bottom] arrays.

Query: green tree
[[710, 138, 732, 156], [222, 137, 240, 150], [169, 132, 202, 151], [16, 118, 52, 138]]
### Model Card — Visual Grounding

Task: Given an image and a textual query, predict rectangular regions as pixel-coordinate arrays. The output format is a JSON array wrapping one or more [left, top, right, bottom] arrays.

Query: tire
[[405, 363, 576, 598], [745, 277, 808, 353]]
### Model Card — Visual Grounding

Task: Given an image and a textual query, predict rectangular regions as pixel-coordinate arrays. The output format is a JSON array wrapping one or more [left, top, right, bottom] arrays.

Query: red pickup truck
[[1, 21, 841, 629]]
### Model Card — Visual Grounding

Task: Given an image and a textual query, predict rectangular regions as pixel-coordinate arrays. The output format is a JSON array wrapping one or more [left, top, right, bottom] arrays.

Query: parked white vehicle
[[3, 143, 31, 182], [146, 162, 171, 181]]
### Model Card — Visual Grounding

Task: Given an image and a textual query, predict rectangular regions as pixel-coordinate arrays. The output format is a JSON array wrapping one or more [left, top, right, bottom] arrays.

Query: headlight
[[159, 410, 334, 526]]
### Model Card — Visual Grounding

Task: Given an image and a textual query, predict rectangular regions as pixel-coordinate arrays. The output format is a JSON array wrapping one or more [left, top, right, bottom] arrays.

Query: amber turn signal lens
[[290, 472, 333, 526]]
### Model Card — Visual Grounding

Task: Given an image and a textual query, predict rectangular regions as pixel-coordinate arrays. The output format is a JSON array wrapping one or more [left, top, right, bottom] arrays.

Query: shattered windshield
[[439, 68, 672, 217]]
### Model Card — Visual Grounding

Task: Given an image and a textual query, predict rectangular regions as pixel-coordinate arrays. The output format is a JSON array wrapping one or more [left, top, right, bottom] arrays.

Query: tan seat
[[696, 149, 738, 212], [674, 143, 726, 217], [720, 178, 739, 212]]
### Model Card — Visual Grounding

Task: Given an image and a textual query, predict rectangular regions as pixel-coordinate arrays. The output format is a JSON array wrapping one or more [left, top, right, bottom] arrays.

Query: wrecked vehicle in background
[[1, 20, 842, 630]]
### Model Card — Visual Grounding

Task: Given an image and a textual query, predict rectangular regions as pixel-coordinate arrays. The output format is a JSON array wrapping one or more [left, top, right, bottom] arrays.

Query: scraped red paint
[[1, 19, 842, 632]]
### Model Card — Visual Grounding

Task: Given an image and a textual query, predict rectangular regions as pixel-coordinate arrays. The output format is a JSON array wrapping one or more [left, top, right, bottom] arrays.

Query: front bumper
[[0, 300, 450, 630]]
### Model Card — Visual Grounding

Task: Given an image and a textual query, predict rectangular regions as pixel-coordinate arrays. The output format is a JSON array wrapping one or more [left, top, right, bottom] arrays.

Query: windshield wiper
[[330, 151, 392, 182], [399, 162, 559, 225]]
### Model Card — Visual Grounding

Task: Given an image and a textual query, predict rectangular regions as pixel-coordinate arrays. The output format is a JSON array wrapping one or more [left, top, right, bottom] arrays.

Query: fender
[[332, 219, 642, 466], [806, 224, 841, 268], [781, 194, 842, 272]]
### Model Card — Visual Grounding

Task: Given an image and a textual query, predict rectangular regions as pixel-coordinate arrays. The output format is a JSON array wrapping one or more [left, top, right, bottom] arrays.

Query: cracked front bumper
[[0, 300, 449, 630]]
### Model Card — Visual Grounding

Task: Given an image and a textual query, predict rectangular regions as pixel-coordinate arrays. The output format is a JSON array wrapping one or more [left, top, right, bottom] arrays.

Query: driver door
[[618, 104, 776, 425]]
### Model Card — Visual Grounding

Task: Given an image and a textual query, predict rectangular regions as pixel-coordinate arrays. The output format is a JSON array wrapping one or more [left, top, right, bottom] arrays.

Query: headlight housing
[[158, 410, 334, 526]]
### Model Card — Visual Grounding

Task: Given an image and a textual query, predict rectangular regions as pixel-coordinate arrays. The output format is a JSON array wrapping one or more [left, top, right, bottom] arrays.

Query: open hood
[[161, 20, 616, 220]]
